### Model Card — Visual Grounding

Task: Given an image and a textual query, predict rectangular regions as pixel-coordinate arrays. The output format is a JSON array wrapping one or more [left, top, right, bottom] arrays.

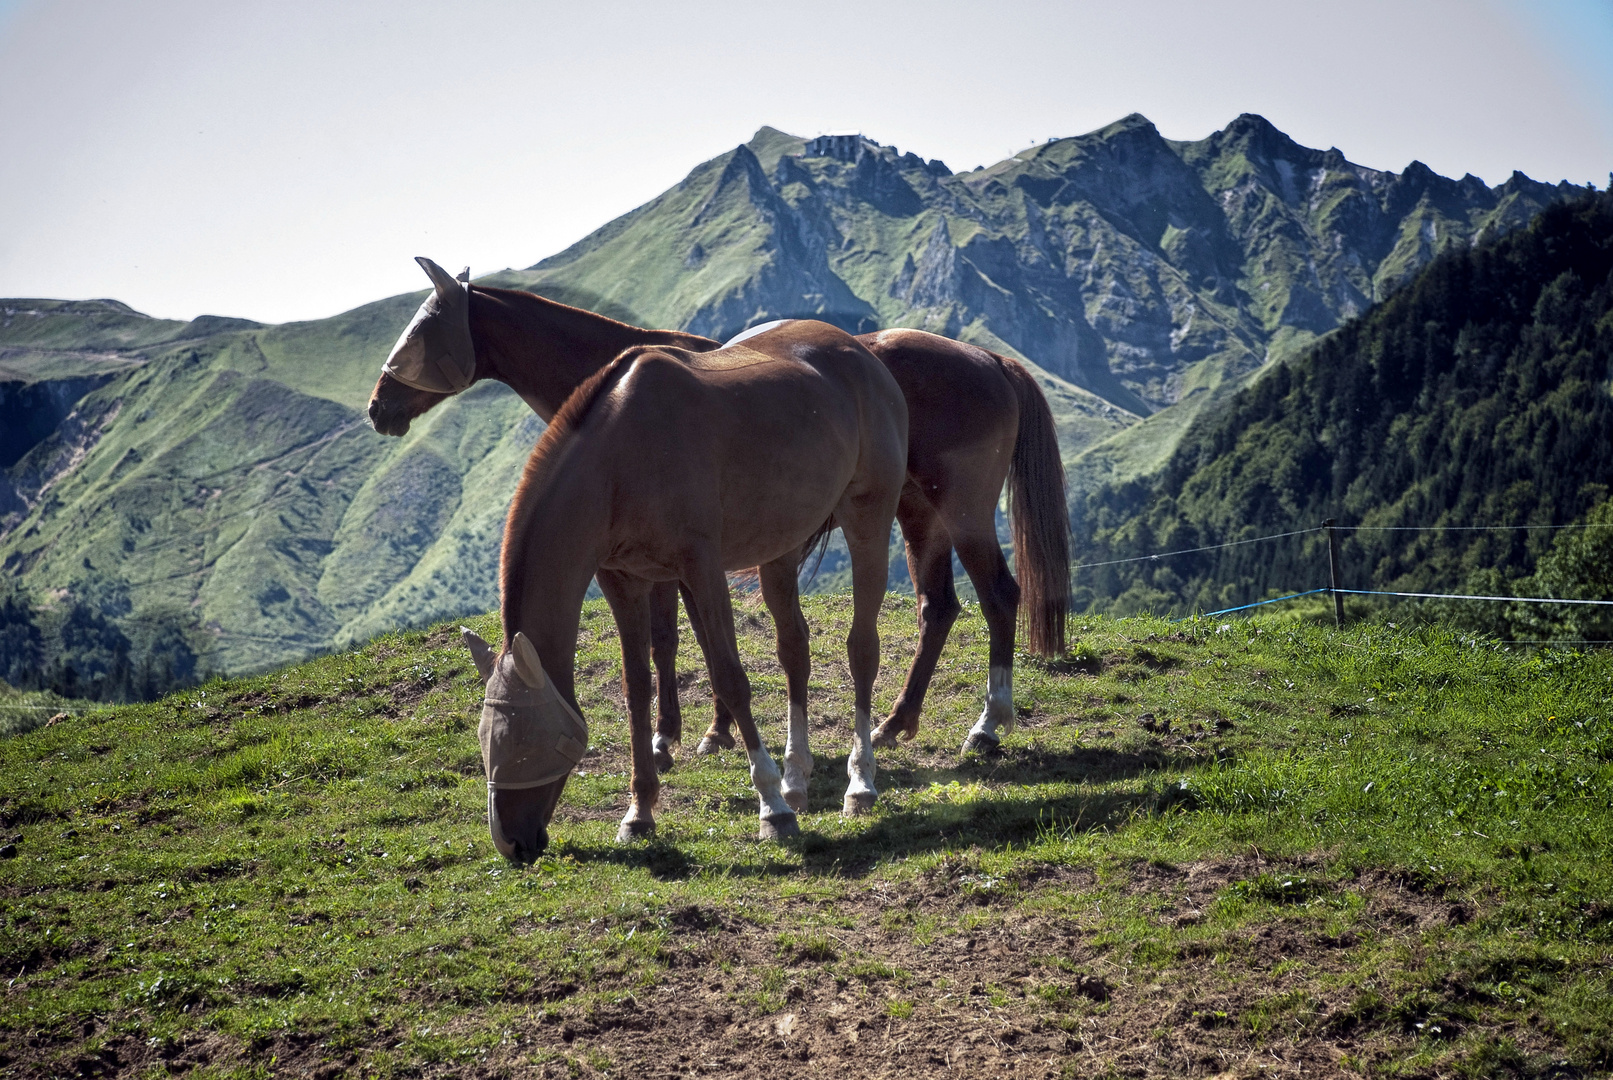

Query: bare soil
[[9, 859, 1552, 1079]]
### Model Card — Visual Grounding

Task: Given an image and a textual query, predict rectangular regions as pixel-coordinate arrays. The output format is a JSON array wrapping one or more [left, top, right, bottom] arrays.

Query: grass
[[2, 595, 1611, 1077], [0, 680, 85, 738]]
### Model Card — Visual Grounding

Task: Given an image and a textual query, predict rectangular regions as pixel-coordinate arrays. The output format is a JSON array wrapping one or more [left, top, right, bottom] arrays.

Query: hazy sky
[[2, 0, 1610, 324]]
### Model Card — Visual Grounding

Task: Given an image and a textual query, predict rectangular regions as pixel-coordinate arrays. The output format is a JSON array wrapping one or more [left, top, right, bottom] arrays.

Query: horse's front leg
[[597, 570, 660, 841], [680, 556, 798, 840], [679, 583, 738, 755], [759, 556, 812, 813]]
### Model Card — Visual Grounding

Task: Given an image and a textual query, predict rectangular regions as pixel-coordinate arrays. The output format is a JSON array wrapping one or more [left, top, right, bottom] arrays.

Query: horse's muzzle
[[367, 397, 411, 436], [488, 783, 561, 865]]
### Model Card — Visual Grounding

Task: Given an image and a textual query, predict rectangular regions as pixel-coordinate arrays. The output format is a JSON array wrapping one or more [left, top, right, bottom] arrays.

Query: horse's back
[[858, 328, 1018, 503], [590, 321, 905, 570], [619, 320, 906, 447]]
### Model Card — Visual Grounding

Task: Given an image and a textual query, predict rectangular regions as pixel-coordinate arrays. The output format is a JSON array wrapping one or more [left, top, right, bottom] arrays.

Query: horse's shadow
[[552, 742, 1212, 881]]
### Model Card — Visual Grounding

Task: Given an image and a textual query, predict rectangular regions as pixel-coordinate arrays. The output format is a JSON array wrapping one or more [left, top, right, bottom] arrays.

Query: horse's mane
[[476, 285, 718, 353], [499, 349, 640, 643]]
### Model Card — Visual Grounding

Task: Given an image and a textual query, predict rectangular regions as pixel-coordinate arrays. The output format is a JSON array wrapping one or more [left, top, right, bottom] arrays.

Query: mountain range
[[1074, 190, 1613, 623], [0, 115, 1591, 697]]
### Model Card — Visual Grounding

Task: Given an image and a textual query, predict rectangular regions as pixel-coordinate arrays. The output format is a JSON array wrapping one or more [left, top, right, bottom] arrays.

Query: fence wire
[[1088, 519, 1613, 627], [1070, 527, 1320, 571]]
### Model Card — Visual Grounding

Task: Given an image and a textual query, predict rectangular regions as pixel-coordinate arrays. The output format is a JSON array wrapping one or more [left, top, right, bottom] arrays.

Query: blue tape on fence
[[1180, 589, 1330, 620]]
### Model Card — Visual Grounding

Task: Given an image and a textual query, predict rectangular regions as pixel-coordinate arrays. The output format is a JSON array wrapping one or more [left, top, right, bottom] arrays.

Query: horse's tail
[[725, 516, 836, 593], [796, 515, 837, 587], [1001, 358, 1069, 656]]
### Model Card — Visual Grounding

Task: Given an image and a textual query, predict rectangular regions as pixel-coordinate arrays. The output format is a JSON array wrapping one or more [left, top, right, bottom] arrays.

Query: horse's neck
[[472, 288, 699, 420], [503, 455, 612, 707]]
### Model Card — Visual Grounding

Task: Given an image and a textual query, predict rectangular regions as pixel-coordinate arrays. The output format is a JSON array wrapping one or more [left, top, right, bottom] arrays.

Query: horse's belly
[[713, 453, 850, 570]]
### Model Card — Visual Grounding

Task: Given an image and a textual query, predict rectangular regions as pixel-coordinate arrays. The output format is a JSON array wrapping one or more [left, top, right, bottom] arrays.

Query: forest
[[1074, 191, 1613, 631]]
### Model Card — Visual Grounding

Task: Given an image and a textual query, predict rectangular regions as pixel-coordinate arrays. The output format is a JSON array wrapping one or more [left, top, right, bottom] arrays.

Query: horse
[[369, 258, 1068, 758], [456, 319, 907, 860]]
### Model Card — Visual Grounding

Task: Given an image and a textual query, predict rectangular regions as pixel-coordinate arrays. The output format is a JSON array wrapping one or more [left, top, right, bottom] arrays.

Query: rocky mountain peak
[[1100, 112, 1160, 138], [802, 132, 878, 163], [528, 116, 1588, 420]]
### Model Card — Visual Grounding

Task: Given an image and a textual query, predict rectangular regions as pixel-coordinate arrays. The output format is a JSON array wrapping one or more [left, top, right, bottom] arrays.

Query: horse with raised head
[[370, 258, 1068, 759], [456, 320, 907, 860]]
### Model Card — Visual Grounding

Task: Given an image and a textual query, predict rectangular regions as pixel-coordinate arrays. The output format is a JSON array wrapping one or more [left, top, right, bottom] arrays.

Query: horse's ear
[[457, 267, 470, 283], [415, 256, 460, 298], [510, 632, 547, 690], [460, 627, 495, 683]]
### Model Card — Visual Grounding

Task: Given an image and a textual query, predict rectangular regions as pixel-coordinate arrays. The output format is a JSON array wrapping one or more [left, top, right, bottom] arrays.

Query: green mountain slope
[[513, 118, 1583, 479], [1073, 191, 1613, 618], [0, 118, 1588, 695], [0, 297, 544, 696], [0, 298, 205, 383]]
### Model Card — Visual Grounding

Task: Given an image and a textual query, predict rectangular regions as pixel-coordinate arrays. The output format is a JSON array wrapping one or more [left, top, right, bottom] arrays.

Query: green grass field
[[2, 595, 1610, 1078]]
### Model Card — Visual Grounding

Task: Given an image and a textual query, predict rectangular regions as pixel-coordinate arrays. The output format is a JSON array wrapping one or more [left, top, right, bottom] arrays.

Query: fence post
[[1323, 518, 1344, 627]]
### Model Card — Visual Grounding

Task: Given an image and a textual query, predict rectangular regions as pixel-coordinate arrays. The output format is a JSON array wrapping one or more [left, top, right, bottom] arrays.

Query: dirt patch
[[0, 864, 1580, 1078], [413, 866, 1481, 1078]]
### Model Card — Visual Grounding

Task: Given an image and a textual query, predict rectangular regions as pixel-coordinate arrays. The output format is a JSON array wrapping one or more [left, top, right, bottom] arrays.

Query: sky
[[1, 0, 1610, 325]]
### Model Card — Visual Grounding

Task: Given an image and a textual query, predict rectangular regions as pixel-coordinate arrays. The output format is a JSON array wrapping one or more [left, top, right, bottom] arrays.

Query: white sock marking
[[748, 746, 795, 820], [652, 732, 675, 760], [966, 665, 1014, 744], [781, 702, 812, 808], [845, 707, 877, 802]]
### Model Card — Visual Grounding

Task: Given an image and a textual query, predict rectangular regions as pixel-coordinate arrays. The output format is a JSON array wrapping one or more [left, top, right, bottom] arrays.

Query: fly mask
[[462, 628, 589, 789], [382, 257, 477, 394]]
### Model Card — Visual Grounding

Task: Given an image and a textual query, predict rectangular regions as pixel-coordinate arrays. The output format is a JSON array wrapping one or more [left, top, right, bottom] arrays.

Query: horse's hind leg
[[650, 580, 682, 773], [677, 583, 738, 756], [952, 529, 1021, 754], [873, 489, 960, 748], [597, 570, 660, 841], [759, 555, 812, 813], [838, 513, 895, 817], [680, 556, 798, 840]]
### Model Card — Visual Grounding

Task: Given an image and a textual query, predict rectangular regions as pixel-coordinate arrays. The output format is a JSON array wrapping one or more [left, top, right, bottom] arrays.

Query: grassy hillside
[[2, 595, 1611, 1077], [0, 294, 545, 696], [0, 299, 203, 384], [1074, 191, 1613, 623]]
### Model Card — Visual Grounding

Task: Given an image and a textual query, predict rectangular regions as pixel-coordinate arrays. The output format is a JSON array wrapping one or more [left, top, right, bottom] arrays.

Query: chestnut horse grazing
[[369, 258, 1068, 758], [460, 320, 907, 860]]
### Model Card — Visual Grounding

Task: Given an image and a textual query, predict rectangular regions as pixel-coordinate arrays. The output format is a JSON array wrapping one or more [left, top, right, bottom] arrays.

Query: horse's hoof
[[842, 790, 876, 816], [653, 747, 675, 774], [782, 787, 808, 814], [758, 813, 800, 841], [870, 726, 900, 750], [961, 731, 1001, 756], [616, 819, 656, 843], [694, 730, 736, 756]]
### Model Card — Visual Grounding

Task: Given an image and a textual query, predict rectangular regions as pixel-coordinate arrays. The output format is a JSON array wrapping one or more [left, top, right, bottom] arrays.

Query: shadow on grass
[[552, 743, 1212, 881], [880, 743, 1208, 792], [792, 786, 1158, 877], [551, 839, 700, 881]]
